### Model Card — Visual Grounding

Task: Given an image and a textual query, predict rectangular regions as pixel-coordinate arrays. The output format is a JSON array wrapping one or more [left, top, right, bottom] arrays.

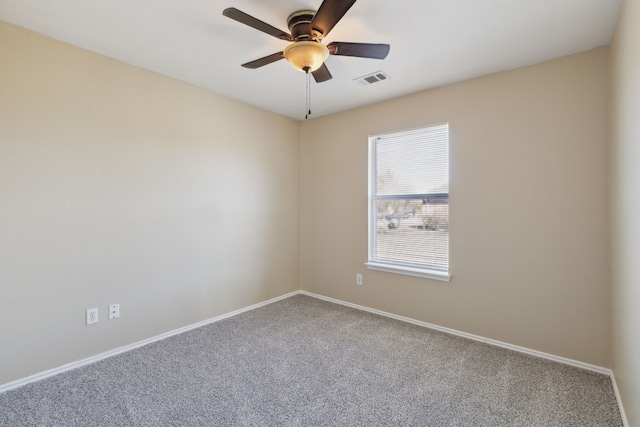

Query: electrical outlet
[[86, 308, 98, 325], [356, 274, 363, 286], [109, 304, 120, 320]]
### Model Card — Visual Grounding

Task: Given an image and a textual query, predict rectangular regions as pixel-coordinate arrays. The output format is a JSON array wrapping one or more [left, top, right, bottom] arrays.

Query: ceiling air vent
[[354, 71, 390, 86]]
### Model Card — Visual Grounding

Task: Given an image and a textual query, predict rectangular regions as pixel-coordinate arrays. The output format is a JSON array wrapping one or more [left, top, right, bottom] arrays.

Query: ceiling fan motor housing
[[287, 10, 321, 41]]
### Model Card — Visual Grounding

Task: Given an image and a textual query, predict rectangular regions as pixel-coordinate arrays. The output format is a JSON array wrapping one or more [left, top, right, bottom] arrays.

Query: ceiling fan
[[222, 0, 390, 83]]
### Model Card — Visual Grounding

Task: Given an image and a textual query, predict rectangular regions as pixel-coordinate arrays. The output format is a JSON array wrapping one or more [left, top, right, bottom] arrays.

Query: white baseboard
[[1, 289, 629, 426], [300, 290, 632, 424], [0, 291, 299, 394], [299, 290, 610, 375], [610, 371, 629, 427]]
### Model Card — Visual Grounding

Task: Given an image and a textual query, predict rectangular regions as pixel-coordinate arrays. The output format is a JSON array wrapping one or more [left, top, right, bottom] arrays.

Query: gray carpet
[[0, 294, 623, 426]]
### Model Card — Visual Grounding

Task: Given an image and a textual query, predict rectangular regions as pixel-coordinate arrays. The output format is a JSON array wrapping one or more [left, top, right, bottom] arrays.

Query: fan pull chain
[[305, 69, 311, 120]]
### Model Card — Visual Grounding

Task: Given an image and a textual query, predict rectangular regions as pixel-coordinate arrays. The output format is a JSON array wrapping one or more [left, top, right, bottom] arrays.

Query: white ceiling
[[0, 0, 622, 121]]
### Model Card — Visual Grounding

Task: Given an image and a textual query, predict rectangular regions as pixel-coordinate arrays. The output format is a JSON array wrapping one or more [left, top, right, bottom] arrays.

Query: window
[[367, 123, 450, 281]]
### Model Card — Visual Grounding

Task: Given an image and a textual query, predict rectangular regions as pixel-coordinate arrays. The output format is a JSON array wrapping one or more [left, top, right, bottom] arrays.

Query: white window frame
[[366, 123, 451, 282]]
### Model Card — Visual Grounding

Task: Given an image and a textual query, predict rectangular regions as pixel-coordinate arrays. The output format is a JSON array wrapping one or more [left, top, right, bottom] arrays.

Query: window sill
[[365, 262, 451, 282]]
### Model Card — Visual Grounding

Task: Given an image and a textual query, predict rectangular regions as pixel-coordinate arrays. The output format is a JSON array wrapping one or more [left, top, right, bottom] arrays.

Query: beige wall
[[0, 22, 299, 385], [610, 0, 640, 422], [0, 15, 624, 399], [300, 48, 611, 367]]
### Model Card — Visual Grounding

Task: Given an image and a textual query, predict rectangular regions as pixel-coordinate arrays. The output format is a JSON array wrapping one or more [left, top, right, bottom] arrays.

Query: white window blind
[[368, 123, 449, 280]]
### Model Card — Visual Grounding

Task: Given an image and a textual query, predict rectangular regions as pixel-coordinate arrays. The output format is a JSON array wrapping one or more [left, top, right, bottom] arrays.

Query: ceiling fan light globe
[[283, 41, 329, 73]]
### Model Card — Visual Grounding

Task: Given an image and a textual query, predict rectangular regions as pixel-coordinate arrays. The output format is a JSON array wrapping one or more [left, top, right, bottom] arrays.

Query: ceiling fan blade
[[327, 42, 390, 59], [310, 0, 357, 38], [312, 63, 333, 83], [241, 52, 285, 69], [223, 8, 292, 41]]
